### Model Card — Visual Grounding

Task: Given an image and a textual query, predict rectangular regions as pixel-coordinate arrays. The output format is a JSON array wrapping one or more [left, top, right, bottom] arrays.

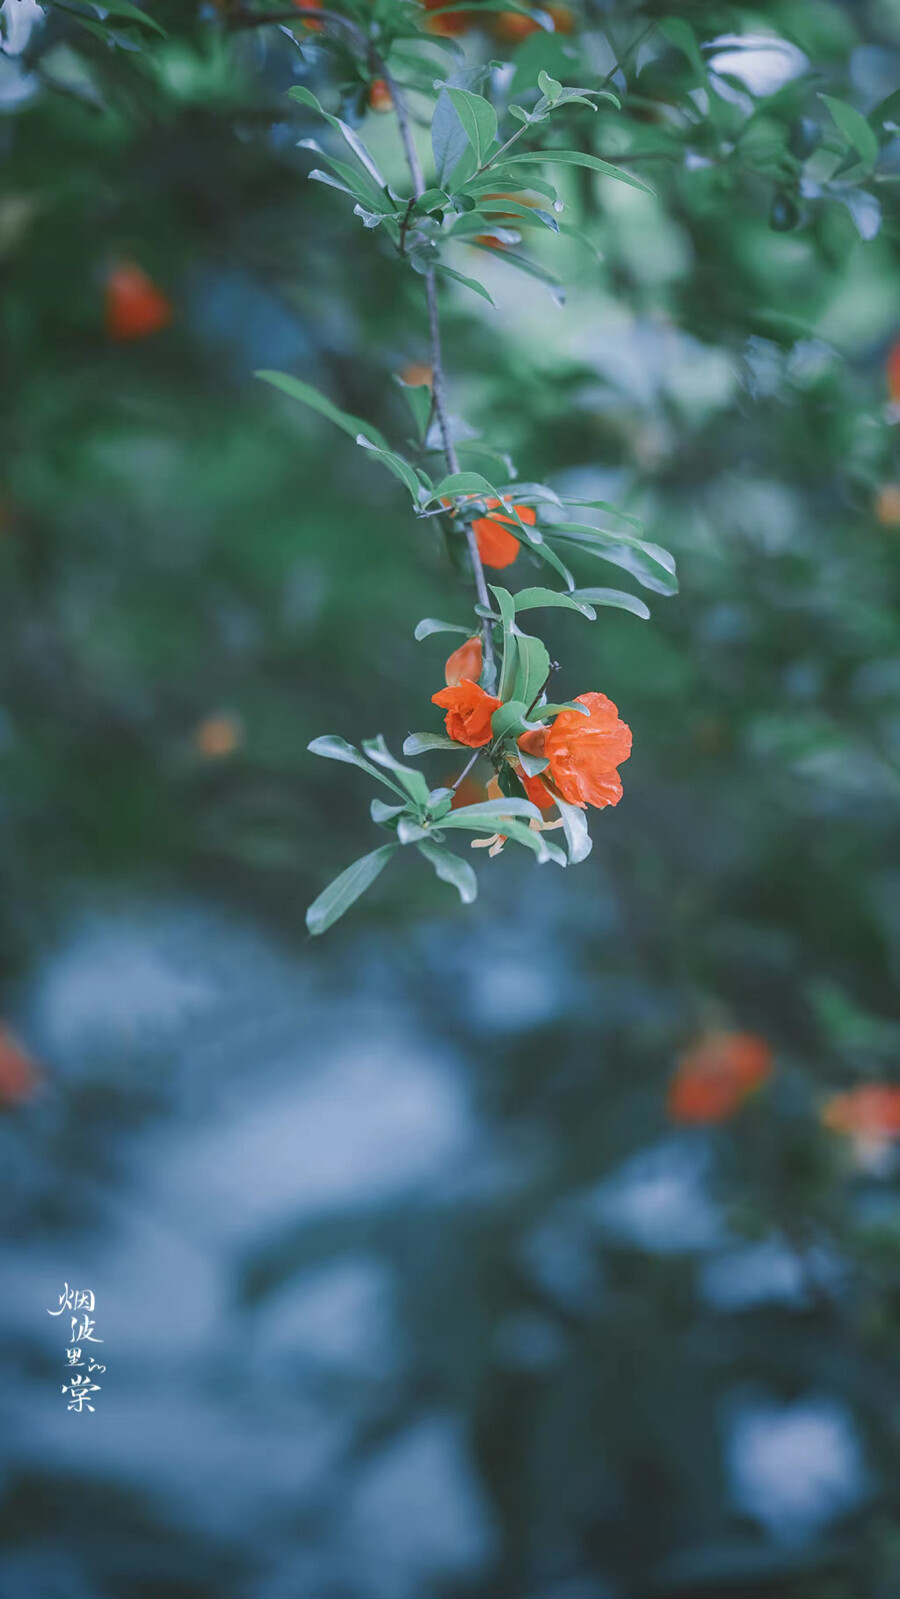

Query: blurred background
[[2, 0, 900, 1594]]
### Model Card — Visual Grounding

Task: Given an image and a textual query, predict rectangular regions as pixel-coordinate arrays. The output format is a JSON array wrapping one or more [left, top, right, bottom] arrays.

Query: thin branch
[[451, 749, 481, 791]]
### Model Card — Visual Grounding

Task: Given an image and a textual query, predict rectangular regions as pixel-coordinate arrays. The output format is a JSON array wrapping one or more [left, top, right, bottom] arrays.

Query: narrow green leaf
[[512, 632, 551, 708], [417, 840, 478, 903], [431, 262, 496, 305], [447, 87, 498, 166], [362, 736, 431, 805], [308, 734, 407, 798], [306, 844, 398, 935], [556, 799, 592, 863], [658, 17, 705, 80], [290, 86, 390, 189], [503, 149, 655, 197], [490, 585, 519, 701], [403, 731, 464, 755], [538, 70, 562, 103], [371, 798, 407, 825], [414, 618, 474, 641], [356, 436, 425, 502], [570, 587, 650, 619], [431, 471, 496, 499], [90, 0, 167, 34], [819, 93, 879, 168], [256, 371, 387, 449], [491, 699, 530, 742], [514, 587, 596, 618]]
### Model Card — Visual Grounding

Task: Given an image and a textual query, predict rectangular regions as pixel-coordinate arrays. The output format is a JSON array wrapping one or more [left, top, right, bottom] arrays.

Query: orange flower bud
[[401, 362, 433, 389], [544, 693, 631, 809], [432, 681, 502, 746], [444, 635, 483, 686], [368, 78, 393, 112], [668, 1032, 772, 1125], [471, 499, 537, 569], [105, 263, 173, 342]]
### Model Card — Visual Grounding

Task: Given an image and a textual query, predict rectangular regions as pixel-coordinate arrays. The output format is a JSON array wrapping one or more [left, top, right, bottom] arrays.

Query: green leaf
[[518, 748, 549, 777], [306, 844, 398, 935], [562, 496, 644, 531], [549, 522, 677, 595], [512, 632, 551, 708], [557, 798, 592, 863], [361, 736, 430, 806], [819, 93, 879, 168], [394, 376, 433, 439], [431, 471, 496, 500], [256, 371, 387, 450], [430, 262, 496, 305], [308, 735, 407, 798], [513, 587, 596, 618], [490, 584, 519, 701], [371, 798, 407, 825], [414, 618, 474, 641], [446, 87, 498, 166], [540, 701, 589, 717], [491, 699, 530, 742], [570, 587, 651, 619], [443, 796, 541, 822], [474, 197, 560, 232], [89, 0, 167, 34], [403, 731, 464, 755], [432, 89, 473, 188], [537, 70, 562, 103], [439, 811, 566, 865], [301, 149, 389, 216], [290, 86, 390, 190], [417, 840, 478, 903], [469, 242, 565, 300], [658, 18, 705, 81], [355, 436, 425, 502], [503, 150, 655, 197]]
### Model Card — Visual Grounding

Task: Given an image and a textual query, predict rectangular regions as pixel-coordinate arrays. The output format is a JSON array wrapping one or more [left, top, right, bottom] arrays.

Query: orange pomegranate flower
[[823, 1085, 900, 1142], [668, 1032, 773, 1125], [422, 0, 469, 35], [0, 1025, 40, 1107], [368, 78, 393, 112], [472, 499, 536, 569], [105, 263, 173, 342], [432, 680, 502, 747], [888, 340, 900, 404], [293, 0, 323, 29], [494, 9, 541, 42], [444, 635, 483, 687], [544, 692, 631, 809]]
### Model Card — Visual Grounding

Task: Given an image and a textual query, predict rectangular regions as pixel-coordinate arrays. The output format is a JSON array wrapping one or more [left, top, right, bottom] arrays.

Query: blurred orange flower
[[444, 635, 483, 686], [0, 1026, 40, 1107], [543, 692, 631, 809], [668, 1031, 773, 1124], [472, 499, 536, 569], [368, 78, 393, 111], [823, 1085, 900, 1147], [422, 0, 469, 34], [432, 680, 502, 746], [888, 340, 900, 404], [876, 484, 900, 525], [292, 0, 323, 29], [195, 712, 242, 759], [105, 263, 173, 343], [401, 362, 433, 389]]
